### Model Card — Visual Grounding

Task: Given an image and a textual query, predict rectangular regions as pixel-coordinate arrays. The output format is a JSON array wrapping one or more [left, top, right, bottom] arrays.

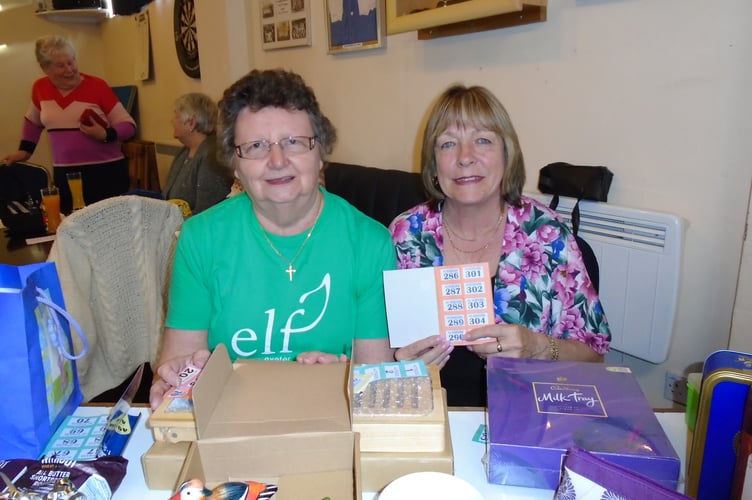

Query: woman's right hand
[[149, 349, 211, 410], [394, 335, 454, 369], [3, 150, 31, 166]]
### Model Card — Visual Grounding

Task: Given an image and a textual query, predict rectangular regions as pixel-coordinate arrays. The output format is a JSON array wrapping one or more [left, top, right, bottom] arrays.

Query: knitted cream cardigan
[[48, 196, 183, 401]]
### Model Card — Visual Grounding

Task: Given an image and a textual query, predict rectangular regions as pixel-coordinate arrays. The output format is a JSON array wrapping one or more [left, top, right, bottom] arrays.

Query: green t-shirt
[[166, 188, 396, 361]]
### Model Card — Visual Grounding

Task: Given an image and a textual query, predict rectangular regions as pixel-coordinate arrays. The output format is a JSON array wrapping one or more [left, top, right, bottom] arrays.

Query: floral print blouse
[[389, 196, 611, 354]]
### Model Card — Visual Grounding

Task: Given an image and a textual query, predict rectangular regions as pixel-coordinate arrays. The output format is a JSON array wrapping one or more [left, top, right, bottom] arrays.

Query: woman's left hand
[[394, 335, 453, 369], [296, 351, 348, 364], [79, 121, 107, 142], [465, 323, 549, 360]]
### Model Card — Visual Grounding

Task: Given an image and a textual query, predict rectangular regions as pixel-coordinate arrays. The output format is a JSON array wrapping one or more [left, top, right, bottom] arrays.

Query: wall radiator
[[528, 193, 686, 364]]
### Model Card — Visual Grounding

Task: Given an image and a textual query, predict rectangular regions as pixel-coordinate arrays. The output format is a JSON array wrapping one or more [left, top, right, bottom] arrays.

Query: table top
[[0, 224, 52, 265], [74, 406, 686, 499]]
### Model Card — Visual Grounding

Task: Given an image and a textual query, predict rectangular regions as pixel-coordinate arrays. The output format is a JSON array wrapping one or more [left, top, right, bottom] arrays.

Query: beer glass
[[66, 171, 86, 211], [40, 186, 61, 233]]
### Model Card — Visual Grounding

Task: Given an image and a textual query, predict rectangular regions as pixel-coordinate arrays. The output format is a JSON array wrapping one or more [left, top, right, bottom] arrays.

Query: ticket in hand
[[148, 364, 203, 443], [158, 364, 202, 414]]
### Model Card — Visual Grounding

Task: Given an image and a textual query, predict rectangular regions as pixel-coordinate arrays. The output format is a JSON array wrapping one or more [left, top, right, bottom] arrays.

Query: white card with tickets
[[384, 262, 495, 347]]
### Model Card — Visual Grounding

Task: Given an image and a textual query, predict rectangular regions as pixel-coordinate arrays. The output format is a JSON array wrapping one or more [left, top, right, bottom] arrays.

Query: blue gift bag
[[0, 262, 88, 459]]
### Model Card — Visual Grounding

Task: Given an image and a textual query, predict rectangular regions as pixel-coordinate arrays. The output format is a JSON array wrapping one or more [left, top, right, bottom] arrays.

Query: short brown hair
[[217, 69, 336, 168]]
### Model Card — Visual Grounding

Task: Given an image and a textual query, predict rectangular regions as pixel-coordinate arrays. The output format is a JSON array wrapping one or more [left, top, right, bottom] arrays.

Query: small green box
[[685, 372, 701, 431]]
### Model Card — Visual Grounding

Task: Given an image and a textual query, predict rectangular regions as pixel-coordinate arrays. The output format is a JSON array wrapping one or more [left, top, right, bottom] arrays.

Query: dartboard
[[174, 0, 200, 78]]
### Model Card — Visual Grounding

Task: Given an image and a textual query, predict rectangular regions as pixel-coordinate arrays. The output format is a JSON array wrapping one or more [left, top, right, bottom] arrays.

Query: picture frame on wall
[[261, 0, 312, 50], [326, 0, 385, 54], [384, 0, 541, 35]]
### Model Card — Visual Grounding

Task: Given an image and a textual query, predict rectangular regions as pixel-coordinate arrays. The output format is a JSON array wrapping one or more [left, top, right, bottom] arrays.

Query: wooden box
[[147, 385, 198, 443], [141, 440, 191, 490], [360, 390, 453, 491], [352, 364, 447, 453]]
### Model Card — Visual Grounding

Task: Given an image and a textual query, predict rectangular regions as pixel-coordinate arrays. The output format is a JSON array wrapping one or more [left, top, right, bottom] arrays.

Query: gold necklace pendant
[[260, 196, 324, 281], [443, 207, 505, 255], [284, 263, 296, 281]]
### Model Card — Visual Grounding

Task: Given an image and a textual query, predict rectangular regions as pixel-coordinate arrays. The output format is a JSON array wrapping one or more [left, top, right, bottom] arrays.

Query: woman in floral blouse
[[390, 85, 611, 406]]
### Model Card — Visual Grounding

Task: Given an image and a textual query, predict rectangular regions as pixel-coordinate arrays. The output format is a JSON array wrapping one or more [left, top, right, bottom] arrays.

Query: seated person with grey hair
[[162, 92, 233, 214]]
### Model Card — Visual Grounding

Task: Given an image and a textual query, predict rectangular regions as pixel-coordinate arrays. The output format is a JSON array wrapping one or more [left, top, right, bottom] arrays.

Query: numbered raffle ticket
[[40, 414, 108, 461], [384, 262, 495, 347], [436, 263, 494, 344], [41, 411, 140, 461]]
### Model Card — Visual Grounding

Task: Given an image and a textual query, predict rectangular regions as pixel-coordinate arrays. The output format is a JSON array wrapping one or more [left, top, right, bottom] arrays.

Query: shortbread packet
[[0, 455, 127, 499]]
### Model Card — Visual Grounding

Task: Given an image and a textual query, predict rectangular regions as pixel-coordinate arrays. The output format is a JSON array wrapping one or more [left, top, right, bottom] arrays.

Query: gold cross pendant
[[285, 263, 296, 281]]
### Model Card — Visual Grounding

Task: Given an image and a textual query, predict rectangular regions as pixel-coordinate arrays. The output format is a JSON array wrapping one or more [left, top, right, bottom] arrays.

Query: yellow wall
[[100, 1, 205, 141], [0, 3, 105, 169]]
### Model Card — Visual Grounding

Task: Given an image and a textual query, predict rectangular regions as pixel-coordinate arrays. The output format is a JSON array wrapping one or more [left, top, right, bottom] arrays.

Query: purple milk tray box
[[486, 357, 681, 490]]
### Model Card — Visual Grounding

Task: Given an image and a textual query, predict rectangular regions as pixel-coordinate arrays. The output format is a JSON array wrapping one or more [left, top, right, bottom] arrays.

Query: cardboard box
[[174, 344, 361, 500], [360, 391, 454, 492], [352, 364, 447, 452], [687, 350, 752, 499], [141, 440, 190, 490], [486, 357, 680, 490]]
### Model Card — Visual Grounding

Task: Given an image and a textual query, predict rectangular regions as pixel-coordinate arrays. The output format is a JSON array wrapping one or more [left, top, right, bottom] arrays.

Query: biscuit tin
[[687, 350, 752, 499]]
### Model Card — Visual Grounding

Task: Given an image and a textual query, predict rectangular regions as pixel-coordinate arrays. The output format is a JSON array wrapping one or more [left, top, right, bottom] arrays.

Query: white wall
[[206, 0, 752, 407], [730, 187, 752, 352], [1, 0, 750, 407]]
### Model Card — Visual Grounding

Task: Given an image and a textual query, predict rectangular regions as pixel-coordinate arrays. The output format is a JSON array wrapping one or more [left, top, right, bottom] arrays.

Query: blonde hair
[[35, 35, 76, 67], [421, 85, 526, 208]]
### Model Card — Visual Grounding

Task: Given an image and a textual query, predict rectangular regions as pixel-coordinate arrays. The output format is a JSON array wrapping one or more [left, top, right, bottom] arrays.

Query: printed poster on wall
[[260, 0, 312, 50]]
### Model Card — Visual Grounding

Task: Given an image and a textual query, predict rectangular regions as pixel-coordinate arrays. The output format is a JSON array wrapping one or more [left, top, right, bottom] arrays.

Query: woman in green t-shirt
[[149, 69, 396, 410]]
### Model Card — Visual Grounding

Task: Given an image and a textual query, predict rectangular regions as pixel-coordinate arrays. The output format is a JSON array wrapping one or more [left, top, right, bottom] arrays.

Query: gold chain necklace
[[260, 196, 324, 281], [443, 208, 504, 255]]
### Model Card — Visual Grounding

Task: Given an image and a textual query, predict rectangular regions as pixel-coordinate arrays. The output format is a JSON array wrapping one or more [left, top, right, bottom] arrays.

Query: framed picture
[[260, 0, 312, 50], [385, 0, 536, 35], [326, 0, 385, 54]]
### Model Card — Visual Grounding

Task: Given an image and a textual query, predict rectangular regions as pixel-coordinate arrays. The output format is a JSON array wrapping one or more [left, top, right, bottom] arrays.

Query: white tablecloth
[[76, 407, 685, 499]]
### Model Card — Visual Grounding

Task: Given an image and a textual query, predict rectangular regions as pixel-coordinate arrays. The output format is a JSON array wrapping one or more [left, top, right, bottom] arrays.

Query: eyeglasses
[[234, 136, 317, 160]]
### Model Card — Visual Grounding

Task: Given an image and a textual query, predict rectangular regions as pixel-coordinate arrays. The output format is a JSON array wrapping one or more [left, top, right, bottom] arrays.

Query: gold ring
[[496, 341, 503, 353]]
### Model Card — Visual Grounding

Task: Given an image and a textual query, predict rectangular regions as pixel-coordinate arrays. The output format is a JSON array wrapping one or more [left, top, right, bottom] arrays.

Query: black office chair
[[111, 85, 139, 129], [540, 187, 601, 294], [0, 162, 50, 236], [324, 161, 426, 227], [0, 162, 50, 202], [111, 85, 138, 115], [575, 235, 600, 293]]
